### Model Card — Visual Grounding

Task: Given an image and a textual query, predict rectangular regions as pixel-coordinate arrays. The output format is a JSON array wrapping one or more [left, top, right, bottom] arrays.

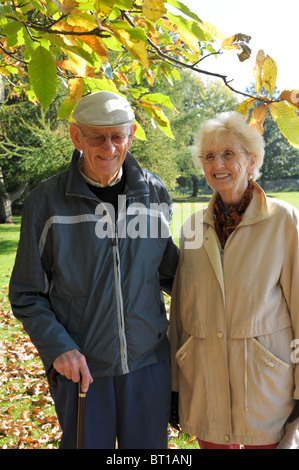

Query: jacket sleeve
[[158, 237, 179, 295], [143, 169, 179, 294], [279, 208, 299, 400], [9, 194, 80, 374], [167, 233, 185, 392]]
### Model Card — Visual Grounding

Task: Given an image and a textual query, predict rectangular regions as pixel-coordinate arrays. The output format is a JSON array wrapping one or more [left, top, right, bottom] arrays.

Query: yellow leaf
[[268, 101, 299, 149], [0, 66, 11, 77], [134, 121, 147, 141], [109, 26, 149, 70], [262, 55, 277, 96], [51, 0, 78, 15], [200, 21, 225, 40], [68, 77, 85, 104], [280, 90, 299, 110], [237, 97, 256, 118], [80, 35, 108, 62], [142, 0, 167, 22], [56, 52, 95, 76], [253, 49, 265, 93], [248, 104, 268, 134], [95, 0, 116, 19], [67, 13, 98, 30]]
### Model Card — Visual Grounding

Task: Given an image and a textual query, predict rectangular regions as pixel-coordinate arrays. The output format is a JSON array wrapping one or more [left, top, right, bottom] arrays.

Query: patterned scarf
[[214, 183, 253, 248]]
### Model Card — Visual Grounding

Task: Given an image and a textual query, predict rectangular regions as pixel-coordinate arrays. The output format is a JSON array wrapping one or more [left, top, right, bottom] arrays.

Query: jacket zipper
[[112, 221, 129, 374]]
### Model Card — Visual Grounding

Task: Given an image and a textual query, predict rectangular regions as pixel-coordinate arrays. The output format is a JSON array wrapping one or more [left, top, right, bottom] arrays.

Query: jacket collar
[[66, 149, 149, 199], [203, 181, 270, 227], [202, 182, 269, 298]]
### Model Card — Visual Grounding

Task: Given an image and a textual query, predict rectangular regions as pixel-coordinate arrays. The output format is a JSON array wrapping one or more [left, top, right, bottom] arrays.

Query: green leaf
[[1, 19, 23, 36], [157, 121, 175, 139], [58, 97, 76, 120], [167, 12, 206, 52], [134, 121, 147, 141], [268, 102, 299, 149], [165, 0, 202, 22], [141, 93, 178, 112], [28, 46, 57, 109], [114, 0, 133, 8]]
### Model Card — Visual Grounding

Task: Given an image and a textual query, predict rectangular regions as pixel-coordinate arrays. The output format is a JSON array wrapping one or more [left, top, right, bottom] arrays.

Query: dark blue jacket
[[9, 150, 178, 377]]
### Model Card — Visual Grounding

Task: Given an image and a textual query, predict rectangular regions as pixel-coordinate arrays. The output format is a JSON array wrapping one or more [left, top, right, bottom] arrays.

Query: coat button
[[224, 434, 230, 442], [216, 331, 224, 338]]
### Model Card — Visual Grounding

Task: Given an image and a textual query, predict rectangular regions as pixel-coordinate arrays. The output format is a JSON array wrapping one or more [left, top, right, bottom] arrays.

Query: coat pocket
[[248, 337, 290, 377], [175, 335, 194, 369]]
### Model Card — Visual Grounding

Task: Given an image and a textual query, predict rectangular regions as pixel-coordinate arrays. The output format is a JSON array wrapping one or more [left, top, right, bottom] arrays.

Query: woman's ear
[[70, 123, 83, 151], [248, 153, 256, 176]]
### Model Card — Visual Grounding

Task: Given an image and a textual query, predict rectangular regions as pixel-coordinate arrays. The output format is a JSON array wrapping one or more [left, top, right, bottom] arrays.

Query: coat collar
[[203, 181, 270, 228], [202, 182, 270, 297], [66, 149, 149, 199]]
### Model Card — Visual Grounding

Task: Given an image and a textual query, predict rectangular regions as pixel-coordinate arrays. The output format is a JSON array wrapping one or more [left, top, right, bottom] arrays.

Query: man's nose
[[100, 136, 116, 151]]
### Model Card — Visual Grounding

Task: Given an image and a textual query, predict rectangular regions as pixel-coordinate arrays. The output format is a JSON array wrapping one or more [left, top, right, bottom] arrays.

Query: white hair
[[191, 112, 265, 181]]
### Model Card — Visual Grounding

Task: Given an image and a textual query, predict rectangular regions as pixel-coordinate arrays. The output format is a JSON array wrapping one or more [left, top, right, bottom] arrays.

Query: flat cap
[[72, 91, 135, 127]]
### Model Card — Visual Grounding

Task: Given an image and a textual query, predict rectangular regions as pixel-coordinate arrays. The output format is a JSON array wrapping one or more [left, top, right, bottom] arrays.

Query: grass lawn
[[1, 190, 299, 449]]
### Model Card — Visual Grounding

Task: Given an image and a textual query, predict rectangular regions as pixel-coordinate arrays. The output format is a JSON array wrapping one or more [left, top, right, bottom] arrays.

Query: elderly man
[[9, 91, 178, 449]]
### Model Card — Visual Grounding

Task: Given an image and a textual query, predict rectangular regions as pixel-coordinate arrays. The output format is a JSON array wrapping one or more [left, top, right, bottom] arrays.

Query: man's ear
[[70, 123, 83, 151], [127, 123, 137, 150]]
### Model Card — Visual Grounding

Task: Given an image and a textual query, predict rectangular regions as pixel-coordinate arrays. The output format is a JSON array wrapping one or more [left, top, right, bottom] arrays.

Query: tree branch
[[122, 11, 273, 105]]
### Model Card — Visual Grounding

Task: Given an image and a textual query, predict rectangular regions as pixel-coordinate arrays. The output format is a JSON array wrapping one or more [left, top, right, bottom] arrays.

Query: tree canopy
[[0, 0, 299, 146]]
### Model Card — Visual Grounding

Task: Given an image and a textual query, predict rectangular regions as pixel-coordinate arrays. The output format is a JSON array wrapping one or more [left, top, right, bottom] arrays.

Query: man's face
[[70, 122, 136, 185]]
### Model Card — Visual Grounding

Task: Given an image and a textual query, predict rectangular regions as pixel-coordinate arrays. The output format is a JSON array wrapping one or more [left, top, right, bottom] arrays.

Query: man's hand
[[53, 349, 93, 392]]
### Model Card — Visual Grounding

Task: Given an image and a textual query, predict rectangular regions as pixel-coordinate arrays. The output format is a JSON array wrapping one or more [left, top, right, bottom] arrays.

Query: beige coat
[[169, 182, 299, 446]]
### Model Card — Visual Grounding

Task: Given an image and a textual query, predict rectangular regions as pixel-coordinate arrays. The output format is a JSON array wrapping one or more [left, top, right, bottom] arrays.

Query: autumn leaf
[[94, 0, 116, 19], [142, 0, 167, 22], [222, 33, 251, 62], [237, 97, 256, 118], [167, 12, 206, 52], [68, 77, 85, 103], [268, 101, 299, 149], [262, 55, 277, 96], [248, 104, 268, 134], [66, 12, 98, 30], [51, 0, 79, 15], [280, 90, 299, 110], [79, 35, 108, 62], [253, 49, 265, 93], [109, 26, 149, 70], [200, 21, 225, 41]]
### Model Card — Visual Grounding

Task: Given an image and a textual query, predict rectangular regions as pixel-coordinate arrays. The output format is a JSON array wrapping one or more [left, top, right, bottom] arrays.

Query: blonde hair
[[191, 112, 265, 181]]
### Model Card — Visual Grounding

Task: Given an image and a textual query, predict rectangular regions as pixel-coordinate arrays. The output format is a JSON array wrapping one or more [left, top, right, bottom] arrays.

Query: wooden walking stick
[[77, 379, 86, 449]]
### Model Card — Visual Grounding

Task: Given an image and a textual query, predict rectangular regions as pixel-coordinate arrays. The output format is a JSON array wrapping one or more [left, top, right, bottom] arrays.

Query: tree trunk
[[0, 166, 27, 223], [191, 175, 198, 197]]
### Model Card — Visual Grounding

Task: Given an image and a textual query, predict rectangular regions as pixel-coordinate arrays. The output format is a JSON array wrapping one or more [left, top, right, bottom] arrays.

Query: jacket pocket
[[248, 337, 290, 377], [175, 335, 194, 368]]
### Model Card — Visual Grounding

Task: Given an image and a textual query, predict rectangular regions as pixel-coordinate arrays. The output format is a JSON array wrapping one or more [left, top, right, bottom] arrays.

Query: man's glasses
[[199, 149, 248, 165], [77, 126, 130, 148]]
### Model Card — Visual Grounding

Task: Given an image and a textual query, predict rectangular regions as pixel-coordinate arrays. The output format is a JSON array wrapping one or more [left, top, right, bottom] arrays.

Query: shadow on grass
[[0, 239, 19, 256]]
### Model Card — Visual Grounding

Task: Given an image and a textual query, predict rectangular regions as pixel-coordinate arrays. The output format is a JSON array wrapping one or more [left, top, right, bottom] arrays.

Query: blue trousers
[[50, 358, 171, 449]]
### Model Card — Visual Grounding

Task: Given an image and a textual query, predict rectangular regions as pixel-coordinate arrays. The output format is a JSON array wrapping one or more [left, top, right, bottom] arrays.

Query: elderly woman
[[169, 112, 299, 449]]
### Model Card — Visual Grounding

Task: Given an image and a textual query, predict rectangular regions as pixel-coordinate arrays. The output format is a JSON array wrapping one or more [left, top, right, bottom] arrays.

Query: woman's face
[[201, 132, 256, 206]]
